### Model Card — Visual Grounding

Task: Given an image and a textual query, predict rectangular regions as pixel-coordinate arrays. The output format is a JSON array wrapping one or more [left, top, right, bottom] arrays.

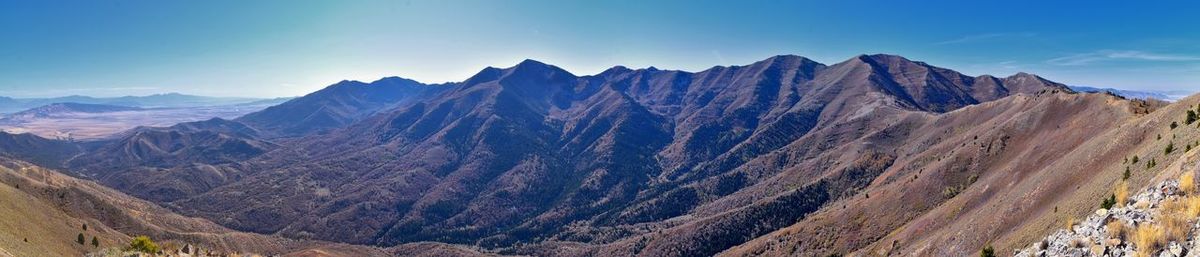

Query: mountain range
[[0, 54, 1191, 256], [1069, 85, 1192, 101], [0, 93, 282, 114]]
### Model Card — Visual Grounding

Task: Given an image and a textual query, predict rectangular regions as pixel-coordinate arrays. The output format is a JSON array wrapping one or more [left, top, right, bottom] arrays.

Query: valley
[[0, 101, 287, 140]]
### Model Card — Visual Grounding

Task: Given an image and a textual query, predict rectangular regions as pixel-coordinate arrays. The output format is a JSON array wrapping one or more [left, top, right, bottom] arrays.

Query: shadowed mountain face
[[52, 54, 1074, 252], [0, 131, 84, 168]]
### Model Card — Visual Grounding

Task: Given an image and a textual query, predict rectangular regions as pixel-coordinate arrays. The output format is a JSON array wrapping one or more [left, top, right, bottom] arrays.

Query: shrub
[[91, 236, 98, 248], [1161, 212, 1189, 243], [1171, 121, 1179, 129], [1162, 197, 1187, 214], [1124, 167, 1131, 180], [1182, 173, 1196, 195], [1188, 110, 1198, 124], [1166, 142, 1176, 154], [1107, 220, 1128, 240], [1101, 194, 1117, 209], [127, 236, 160, 254], [76, 233, 84, 245], [1116, 182, 1129, 206], [1132, 155, 1140, 164], [1187, 196, 1200, 218], [1134, 224, 1164, 256]]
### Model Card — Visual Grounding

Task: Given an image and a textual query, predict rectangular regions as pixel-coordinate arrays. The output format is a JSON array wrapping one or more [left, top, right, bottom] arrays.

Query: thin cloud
[[1047, 50, 1200, 66], [935, 32, 1037, 45]]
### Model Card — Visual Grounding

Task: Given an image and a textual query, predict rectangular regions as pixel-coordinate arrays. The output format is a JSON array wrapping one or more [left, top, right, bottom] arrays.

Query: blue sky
[[1, 0, 1198, 98]]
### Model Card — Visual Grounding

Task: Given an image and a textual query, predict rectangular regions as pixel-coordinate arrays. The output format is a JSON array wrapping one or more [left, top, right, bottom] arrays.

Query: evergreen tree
[[981, 245, 996, 257]]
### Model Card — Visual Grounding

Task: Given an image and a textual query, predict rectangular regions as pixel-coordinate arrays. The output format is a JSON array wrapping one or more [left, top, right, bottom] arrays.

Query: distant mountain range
[[1069, 85, 1192, 101], [0, 93, 287, 114], [3, 102, 141, 119], [12, 54, 1088, 255], [0, 54, 1193, 256]]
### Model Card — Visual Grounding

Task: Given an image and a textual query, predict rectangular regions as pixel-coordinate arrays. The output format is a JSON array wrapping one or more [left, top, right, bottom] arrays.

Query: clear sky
[[2, 0, 1198, 98]]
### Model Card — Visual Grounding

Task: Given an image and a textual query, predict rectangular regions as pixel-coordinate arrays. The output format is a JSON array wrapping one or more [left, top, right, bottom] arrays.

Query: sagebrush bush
[[1117, 182, 1130, 207], [126, 236, 159, 254], [1107, 220, 1127, 240], [1187, 196, 1200, 218], [1181, 173, 1195, 195], [1160, 212, 1189, 243], [1134, 224, 1164, 256]]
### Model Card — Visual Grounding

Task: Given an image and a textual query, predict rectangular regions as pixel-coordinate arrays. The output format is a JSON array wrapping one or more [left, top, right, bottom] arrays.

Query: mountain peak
[[501, 59, 576, 79], [597, 65, 634, 77], [512, 59, 552, 69]]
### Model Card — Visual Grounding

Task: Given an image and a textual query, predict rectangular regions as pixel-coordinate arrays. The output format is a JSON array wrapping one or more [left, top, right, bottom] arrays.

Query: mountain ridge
[[122, 54, 1082, 252], [0, 53, 1153, 257]]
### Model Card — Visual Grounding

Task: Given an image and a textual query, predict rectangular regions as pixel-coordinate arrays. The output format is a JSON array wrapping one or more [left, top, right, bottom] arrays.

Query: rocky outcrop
[[1015, 179, 1200, 257]]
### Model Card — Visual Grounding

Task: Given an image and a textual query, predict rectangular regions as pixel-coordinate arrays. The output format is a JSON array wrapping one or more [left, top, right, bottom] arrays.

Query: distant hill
[[3, 103, 140, 120], [1070, 85, 1192, 101], [0, 156, 414, 257], [0, 93, 276, 114]]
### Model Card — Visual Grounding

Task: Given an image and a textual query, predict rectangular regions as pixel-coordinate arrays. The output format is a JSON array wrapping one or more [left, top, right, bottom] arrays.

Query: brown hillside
[[722, 93, 1188, 256], [0, 157, 493, 256]]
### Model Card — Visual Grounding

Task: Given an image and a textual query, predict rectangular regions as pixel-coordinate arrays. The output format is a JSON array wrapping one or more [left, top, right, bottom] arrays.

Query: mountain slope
[[712, 92, 1163, 256], [0, 156, 407, 257], [0, 132, 84, 169], [64, 118, 275, 202], [6, 54, 1138, 257], [92, 54, 1077, 254], [236, 77, 446, 138]]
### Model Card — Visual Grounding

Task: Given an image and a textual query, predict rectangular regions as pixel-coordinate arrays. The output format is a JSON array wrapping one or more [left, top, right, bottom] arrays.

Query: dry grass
[[1160, 213, 1190, 243], [1065, 217, 1077, 232], [1158, 197, 1193, 243], [1182, 172, 1196, 195], [1187, 196, 1200, 218], [1117, 182, 1130, 206], [1134, 223, 1165, 256], [1162, 198, 1187, 214], [1107, 220, 1128, 240]]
